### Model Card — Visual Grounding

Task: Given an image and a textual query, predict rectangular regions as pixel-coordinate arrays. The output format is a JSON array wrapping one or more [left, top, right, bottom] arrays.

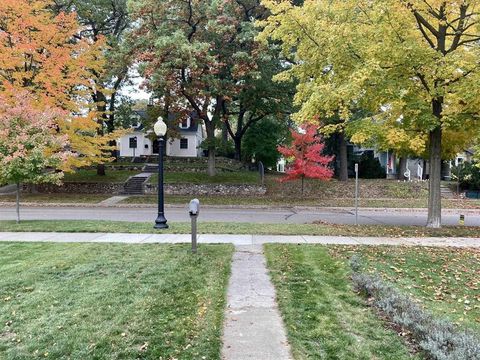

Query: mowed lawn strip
[[1, 220, 480, 238], [0, 243, 233, 359], [328, 245, 480, 332], [264, 244, 419, 359], [2, 193, 479, 209], [160, 171, 259, 184], [63, 169, 138, 183], [0, 193, 110, 204]]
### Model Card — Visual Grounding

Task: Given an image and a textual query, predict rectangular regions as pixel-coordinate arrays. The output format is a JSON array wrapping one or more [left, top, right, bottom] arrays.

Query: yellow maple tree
[[260, 0, 480, 227]]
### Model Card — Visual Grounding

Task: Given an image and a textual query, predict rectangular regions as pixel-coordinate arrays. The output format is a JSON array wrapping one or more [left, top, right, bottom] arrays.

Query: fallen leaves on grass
[[330, 246, 480, 329]]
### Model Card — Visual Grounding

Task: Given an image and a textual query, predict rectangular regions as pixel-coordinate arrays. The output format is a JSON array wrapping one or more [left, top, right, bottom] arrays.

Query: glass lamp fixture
[[154, 116, 167, 136]]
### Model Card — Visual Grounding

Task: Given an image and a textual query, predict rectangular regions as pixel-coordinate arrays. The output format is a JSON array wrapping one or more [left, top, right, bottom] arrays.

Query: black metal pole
[[154, 135, 168, 229], [457, 163, 461, 198]]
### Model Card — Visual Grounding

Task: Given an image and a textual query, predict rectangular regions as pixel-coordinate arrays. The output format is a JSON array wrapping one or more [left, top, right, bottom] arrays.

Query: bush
[[452, 162, 480, 191], [216, 138, 235, 159], [243, 118, 290, 168], [351, 256, 480, 360], [200, 137, 236, 159], [352, 152, 386, 179]]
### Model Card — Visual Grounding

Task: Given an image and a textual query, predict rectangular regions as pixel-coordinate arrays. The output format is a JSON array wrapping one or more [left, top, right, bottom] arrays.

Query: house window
[[180, 138, 188, 149], [180, 117, 190, 129]]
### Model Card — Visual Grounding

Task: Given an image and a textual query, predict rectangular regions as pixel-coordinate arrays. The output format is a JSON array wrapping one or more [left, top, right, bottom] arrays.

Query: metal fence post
[[258, 161, 265, 186]]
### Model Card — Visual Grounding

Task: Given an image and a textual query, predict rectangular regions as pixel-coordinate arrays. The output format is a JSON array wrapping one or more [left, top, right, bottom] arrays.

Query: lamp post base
[[154, 214, 169, 229]]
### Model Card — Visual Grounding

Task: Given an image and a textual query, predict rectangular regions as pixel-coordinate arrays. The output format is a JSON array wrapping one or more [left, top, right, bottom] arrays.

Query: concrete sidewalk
[[0, 232, 479, 247], [222, 246, 292, 360]]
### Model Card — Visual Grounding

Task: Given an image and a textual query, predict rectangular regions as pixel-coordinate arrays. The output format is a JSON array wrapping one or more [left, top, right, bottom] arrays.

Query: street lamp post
[[154, 116, 168, 229]]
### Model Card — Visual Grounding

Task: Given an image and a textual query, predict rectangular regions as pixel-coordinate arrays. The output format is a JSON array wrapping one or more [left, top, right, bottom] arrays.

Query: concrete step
[[143, 164, 158, 173], [440, 185, 455, 199], [122, 174, 151, 195]]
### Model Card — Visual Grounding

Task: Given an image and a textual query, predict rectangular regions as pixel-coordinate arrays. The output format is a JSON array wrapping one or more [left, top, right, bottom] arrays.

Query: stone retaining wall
[[23, 182, 266, 196], [144, 183, 266, 196], [23, 182, 124, 194]]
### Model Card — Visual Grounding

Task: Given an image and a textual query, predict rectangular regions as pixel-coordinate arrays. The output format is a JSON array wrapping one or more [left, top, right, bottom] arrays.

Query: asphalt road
[[1, 206, 479, 226]]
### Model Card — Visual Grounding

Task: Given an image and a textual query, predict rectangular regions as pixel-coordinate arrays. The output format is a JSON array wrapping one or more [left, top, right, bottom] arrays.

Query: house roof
[[131, 110, 200, 133], [132, 110, 147, 131], [166, 112, 199, 133]]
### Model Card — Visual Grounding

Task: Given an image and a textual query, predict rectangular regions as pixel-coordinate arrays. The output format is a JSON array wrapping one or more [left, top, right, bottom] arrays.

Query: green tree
[[128, 0, 267, 176], [215, 3, 295, 161], [224, 50, 295, 161], [260, 0, 480, 228], [243, 117, 290, 168]]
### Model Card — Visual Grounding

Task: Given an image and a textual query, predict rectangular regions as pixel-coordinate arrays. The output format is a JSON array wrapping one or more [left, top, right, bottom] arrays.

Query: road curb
[[0, 201, 479, 215]]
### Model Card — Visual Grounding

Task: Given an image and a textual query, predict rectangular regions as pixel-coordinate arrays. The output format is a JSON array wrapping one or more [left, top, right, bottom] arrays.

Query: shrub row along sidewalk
[[351, 257, 480, 359]]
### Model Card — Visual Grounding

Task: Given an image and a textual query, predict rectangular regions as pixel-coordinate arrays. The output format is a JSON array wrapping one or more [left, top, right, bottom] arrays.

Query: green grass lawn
[[0, 242, 233, 359], [1, 220, 480, 238], [153, 171, 260, 184], [2, 192, 479, 209], [0, 194, 109, 204], [63, 169, 138, 183], [329, 245, 480, 332], [264, 245, 420, 359]]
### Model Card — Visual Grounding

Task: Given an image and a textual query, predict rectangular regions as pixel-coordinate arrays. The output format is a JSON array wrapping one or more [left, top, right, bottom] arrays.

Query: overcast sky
[[119, 66, 151, 101]]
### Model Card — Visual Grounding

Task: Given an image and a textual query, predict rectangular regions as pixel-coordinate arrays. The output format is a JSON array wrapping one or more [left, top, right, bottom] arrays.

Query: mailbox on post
[[189, 199, 200, 253]]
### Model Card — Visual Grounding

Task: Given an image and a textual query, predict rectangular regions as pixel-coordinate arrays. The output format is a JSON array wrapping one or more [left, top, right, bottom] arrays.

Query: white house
[[118, 111, 205, 158]]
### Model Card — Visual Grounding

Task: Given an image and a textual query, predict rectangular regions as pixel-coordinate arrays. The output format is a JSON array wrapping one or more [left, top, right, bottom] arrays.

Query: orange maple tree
[[0, 0, 113, 169]]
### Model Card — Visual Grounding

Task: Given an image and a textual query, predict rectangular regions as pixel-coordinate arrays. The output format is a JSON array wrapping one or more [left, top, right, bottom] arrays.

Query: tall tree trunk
[[208, 149, 216, 177], [301, 175, 305, 196], [338, 132, 348, 181], [426, 18, 446, 228], [205, 120, 216, 176], [16, 182, 20, 224], [398, 157, 407, 180], [221, 122, 228, 145], [95, 90, 108, 176], [97, 163, 106, 176], [234, 137, 242, 161], [427, 126, 442, 228], [107, 89, 118, 161], [426, 93, 444, 228]]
